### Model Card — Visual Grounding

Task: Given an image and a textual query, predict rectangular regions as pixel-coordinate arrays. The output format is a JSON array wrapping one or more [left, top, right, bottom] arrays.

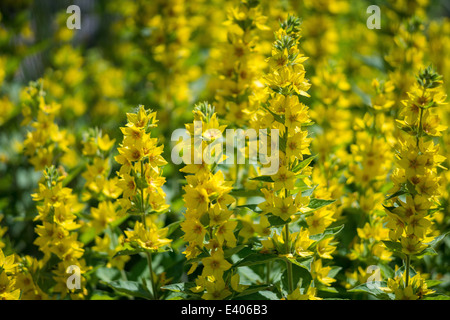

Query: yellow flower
[[271, 166, 296, 191], [181, 216, 206, 246], [285, 99, 310, 129], [124, 221, 172, 252], [97, 134, 116, 152], [401, 235, 427, 255], [183, 185, 209, 214], [287, 286, 321, 300], [306, 209, 335, 235], [0, 249, 17, 274], [316, 238, 336, 259], [0, 272, 21, 300], [90, 201, 117, 232], [293, 228, 314, 258], [201, 278, 232, 300], [310, 259, 336, 286], [117, 173, 136, 199], [230, 273, 248, 292], [286, 130, 311, 160], [272, 195, 296, 221], [201, 251, 232, 279], [215, 220, 238, 247]]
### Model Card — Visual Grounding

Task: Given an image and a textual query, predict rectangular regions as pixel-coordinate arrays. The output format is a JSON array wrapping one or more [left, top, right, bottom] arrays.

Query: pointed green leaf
[[267, 214, 291, 227], [234, 253, 280, 268], [348, 282, 391, 300], [291, 155, 317, 173], [250, 175, 274, 182], [307, 198, 336, 211], [234, 285, 274, 298], [425, 231, 450, 248], [103, 280, 153, 299], [161, 282, 197, 294], [309, 225, 344, 242], [224, 245, 247, 259]]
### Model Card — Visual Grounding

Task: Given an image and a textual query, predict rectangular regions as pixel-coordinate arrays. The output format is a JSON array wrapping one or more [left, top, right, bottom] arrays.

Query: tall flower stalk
[[254, 16, 337, 299], [115, 105, 171, 300], [382, 66, 447, 300], [180, 102, 241, 300]]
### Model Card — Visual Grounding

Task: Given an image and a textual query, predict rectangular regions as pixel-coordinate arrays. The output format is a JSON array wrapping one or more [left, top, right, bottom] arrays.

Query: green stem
[[417, 107, 424, 148], [284, 223, 294, 294], [266, 261, 271, 285], [141, 211, 158, 300], [139, 161, 159, 300], [405, 254, 411, 287]]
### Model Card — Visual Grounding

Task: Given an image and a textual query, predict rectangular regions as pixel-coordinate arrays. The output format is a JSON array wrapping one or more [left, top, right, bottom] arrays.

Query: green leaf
[[230, 188, 263, 197], [301, 185, 317, 197], [378, 263, 395, 279], [282, 256, 312, 271], [382, 240, 403, 254], [234, 253, 280, 268], [281, 262, 312, 293], [224, 245, 247, 259], [234, 285, 274, 298], [309, 225, 344, 242], [382, 240, 406, 259], [161, 282, 197, 294], [103, 280, 153, 300], [166, 221, 181, 237], [236, 290, 279, 300], [96, 267, 121, 282], [415, 246, 437, 258], [382, 204, 396, 213], [291, 155, 317, 173], [425, 231, 450, 248], [348, 282, 391, 300], [327, 266, 342, 279], [249, 175, 274, 182], [236, 204, 261, 212], [267, 214, 292, 227], [113, 248, 147, 258], [307, 198, 336, 211], [425, 280, 442, 288], [385, 189, 407, 201]]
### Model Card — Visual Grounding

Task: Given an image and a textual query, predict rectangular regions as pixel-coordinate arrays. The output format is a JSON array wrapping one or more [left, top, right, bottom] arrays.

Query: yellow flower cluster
[[253, 16, 337, 299], [382, 271, 434, 300], [180, 103, 239, 300], [209, 0, 269, 126], [386, 67, 447, 254], [21, 82, 76, 171], [1, 0, 450, 302], [114, 105, 171, 299], [383, 66, 447, 298], [0, 249, 20, 300], [115, 106, 169, 215], [31, 166, 88, 299]]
